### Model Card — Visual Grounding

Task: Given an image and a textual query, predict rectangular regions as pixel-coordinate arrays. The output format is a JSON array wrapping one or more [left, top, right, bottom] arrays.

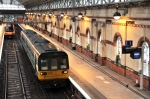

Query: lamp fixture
[[78, 10, 86, 18], [49, 11, 54, 17], [43, 13, 46, 16], [60, 12, 64, 17], [38, 13, 41, 17], [49, 12, 52, 16], [60, 11, 67, 18], [78, 12, 83, 18], [113, 6, 128, 20], [113, 8, 121, 20]]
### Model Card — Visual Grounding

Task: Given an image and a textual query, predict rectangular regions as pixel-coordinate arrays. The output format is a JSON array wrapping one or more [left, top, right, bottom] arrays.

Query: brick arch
[[86, 27, 90, 37], [137, 37, 150, 47], [113, 32, 123, 46]]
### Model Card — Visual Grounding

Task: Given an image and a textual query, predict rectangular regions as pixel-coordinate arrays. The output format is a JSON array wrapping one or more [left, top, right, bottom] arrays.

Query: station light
[[78, 12, 83, 18], [78, 10, 86, 18], [60, 12, 64, 17], [113, 6, 128, 20], [113, 11, 121, 20]]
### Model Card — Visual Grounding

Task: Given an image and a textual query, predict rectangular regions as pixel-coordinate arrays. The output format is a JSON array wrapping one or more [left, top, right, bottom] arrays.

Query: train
[[4, 24, 15, 38], [20, 29, 69, 88]]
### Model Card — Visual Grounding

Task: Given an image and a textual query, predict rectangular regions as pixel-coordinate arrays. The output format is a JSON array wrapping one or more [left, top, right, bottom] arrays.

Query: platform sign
[[125, 40, 132, 47], [122, 40, 141, 59], [130, 48, 141, 59]]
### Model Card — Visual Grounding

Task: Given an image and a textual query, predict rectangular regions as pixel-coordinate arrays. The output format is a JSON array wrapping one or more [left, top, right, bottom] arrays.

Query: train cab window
[[50, 59, 57, 69], [6, 27, 9, 32], [60, 58, 67, 69], [41, 59, 48, 70], [5, 26, 13, 32]]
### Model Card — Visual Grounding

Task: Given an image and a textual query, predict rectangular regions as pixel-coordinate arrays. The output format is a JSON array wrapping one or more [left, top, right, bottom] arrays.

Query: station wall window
[[77, 26, 80, 45], [142, 42, 149, 76], [116, 36, 122, 59]]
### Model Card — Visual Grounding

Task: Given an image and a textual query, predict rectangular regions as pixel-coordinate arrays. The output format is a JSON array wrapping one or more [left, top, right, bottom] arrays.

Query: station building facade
[[26, 1, 150, 89]]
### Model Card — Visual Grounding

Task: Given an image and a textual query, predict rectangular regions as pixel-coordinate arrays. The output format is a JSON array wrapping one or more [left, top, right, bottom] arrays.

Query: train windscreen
[[50, 59, 57, 69], [60, 58, 67, 69], [41, 59, 48, 70], [39, 57, 68, 70], [5, 27, 13, 32]]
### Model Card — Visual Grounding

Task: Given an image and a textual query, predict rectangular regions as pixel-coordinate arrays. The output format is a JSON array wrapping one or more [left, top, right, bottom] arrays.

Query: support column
[[72, 0, 76, 50]]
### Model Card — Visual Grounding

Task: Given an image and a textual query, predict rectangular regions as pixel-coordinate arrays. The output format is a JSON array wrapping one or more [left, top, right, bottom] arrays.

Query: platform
[[19, 24, 150, 99], [0, 24, 4, 62]]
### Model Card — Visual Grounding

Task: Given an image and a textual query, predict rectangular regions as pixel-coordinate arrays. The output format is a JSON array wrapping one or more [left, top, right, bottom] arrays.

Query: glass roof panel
[[0, 0, 25, 10], [0, 4, 25, 10]]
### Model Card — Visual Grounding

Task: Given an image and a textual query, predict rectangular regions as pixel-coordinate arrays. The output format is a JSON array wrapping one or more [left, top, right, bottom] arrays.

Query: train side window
[[60, 59, 67, 69], [50, 59, 57, 69], [41, 59, 48, 70]]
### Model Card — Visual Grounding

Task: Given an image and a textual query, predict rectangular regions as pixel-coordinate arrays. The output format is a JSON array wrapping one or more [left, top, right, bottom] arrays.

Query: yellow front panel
[[38, 69, 69, 81], [5, 32, 15, 35]]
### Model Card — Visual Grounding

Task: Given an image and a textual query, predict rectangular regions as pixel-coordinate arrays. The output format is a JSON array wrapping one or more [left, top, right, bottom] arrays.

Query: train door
[[142, 42, 149, 76]]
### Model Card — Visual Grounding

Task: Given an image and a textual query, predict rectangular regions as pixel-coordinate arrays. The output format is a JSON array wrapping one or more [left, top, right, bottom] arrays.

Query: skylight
[[0, 4, 25, 10], [0, 0, 25, 10]]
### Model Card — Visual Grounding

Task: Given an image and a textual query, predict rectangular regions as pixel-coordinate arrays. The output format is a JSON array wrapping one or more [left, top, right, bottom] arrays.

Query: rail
[[4, 39, 27, 99]]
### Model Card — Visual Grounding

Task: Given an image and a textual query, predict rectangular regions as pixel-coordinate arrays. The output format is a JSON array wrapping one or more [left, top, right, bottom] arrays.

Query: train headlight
[[40, 72, 47, 75], [62, 70, 68, 74]]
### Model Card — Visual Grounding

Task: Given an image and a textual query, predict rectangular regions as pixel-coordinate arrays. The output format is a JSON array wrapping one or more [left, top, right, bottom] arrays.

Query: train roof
[[21, 29, 61, 53]]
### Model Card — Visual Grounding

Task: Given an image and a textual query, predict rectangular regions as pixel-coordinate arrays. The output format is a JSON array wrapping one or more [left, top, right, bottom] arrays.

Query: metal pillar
[[72, 0, 76, 50]]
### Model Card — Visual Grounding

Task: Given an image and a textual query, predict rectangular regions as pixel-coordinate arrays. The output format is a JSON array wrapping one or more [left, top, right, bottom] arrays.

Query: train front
[[4, 24, 15, 38], [37, 51, 69, 88]]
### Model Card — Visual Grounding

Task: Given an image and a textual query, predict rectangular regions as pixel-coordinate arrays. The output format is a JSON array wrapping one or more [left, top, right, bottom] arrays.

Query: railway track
[[15, 25, 79, 99], [4, 39, 31, 99], [45, 87, 74, 99]]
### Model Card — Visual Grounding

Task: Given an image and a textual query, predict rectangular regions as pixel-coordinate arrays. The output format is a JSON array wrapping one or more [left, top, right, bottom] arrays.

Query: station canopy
[[0, 0, 55, 14], [0, 0, 149, 14]]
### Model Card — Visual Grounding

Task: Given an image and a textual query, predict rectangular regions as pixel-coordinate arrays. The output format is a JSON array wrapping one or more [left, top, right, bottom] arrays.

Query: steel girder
[[23, 0, 148, 10]]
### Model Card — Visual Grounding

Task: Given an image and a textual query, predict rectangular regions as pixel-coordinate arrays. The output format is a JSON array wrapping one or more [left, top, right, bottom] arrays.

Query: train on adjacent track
[[20, 29, 69, 88], [4, 24, 15, 38]]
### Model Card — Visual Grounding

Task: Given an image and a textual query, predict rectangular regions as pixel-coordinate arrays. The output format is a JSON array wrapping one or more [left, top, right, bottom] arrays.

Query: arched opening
[[63, 23, 66, 39], [54, 22, 57, 35], [86, 28, 90, 50], [97, 29, 101, 54], [77, 26, 80, 45], [142, 42, 149, 76], [98, 29, 101, 42], [69, 25, 72, 43], [116, 36, 122, 63], [70, 25, 72, 37]]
